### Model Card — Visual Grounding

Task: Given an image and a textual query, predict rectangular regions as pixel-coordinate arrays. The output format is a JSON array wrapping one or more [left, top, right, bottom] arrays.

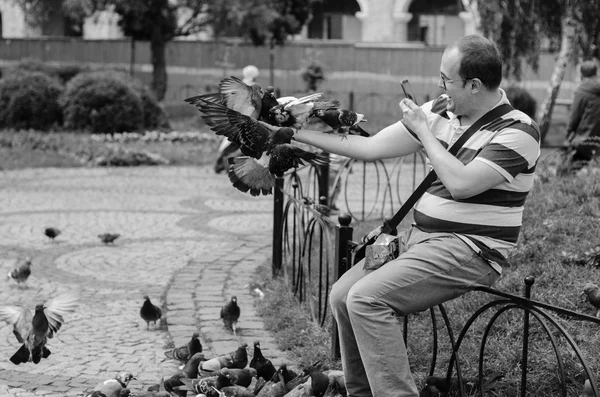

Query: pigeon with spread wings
[[0, 292, 79, 364], [196, 99, 329, 196]]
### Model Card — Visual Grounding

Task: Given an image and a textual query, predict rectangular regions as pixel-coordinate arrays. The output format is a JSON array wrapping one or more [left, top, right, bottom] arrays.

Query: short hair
[[580, 61, 598, 78], [447, 34, 503, 90]]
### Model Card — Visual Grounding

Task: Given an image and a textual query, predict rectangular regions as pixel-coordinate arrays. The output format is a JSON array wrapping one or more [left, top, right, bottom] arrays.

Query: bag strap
[[352, 103, 513, 264], [381, 103, 513, 234]]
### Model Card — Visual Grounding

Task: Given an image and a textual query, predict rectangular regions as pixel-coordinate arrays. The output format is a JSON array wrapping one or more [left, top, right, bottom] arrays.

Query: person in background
[[214, 65, 260, 173], [293, 34, 540, 397], [566, 60, 600, 168]]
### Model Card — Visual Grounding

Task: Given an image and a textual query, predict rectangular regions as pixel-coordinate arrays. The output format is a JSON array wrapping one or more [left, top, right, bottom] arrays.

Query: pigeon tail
[[10, 344, 30, 365], [228, 157, 275, 196]]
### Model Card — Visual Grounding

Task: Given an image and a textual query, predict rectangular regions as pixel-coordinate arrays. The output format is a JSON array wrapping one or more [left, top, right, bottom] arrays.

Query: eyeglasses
[[440, 74, 476, 90]]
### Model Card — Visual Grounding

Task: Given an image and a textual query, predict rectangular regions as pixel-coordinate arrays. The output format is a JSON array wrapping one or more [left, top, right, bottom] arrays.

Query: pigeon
[[279, 364, 299, 385], [0, 292, 79, 365], [164, 331, 202, 363], [255, 369, 287, 397], [267, 94, 340, 129], [140, 295, 162, 330], [185, 76, 265, 120], [216, 385, 256, 397], [176, 372, 231, 396], [302, 366, 330, 397], [220, 367, 257, 388], [311, 108, 370, 138], [250, 341, 277, 381], [221, 296, 241, 335], [259, 86, 281, 121], [98, 233, 120, 245], [582, 284, 600, 318], [7, 257, 32, 288], [200, 343, 248, 372], [89, 372, 136, 397], [44, 227, 61, 241]]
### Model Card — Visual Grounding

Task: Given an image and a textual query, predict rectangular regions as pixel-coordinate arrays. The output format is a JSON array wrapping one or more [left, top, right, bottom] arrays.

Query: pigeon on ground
[[215, 385, 256, 397], [7, 257, 32, 288], [200, 343, 248, 372], [221, 296, 241, 335], [221, 367, 257, 388], [44, 227, 61, 241], [0, 292, 79, 364], [89, 372, 136, 397], [582, 284, 600, 317], [98, 233, 120, 245], [194, 99, 329, 196], [312, 108, 370, 138], [255, 369, 287, 397], [176, 372, 231, 396], [164, 331, 202, 363], [250, 341, 277, 381], [302, 366, 330, 397], [140, 296, 162, 330]]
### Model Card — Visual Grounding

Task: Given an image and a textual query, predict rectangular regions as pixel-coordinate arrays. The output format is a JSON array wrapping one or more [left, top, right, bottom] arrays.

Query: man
[[293, 35, 540, 397], [566, 60, 600, 168]]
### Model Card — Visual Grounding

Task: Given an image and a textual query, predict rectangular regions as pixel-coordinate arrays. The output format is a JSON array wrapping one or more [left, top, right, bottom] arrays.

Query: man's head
[[439, 35, 503, 116], [580, 60, 598, 79]]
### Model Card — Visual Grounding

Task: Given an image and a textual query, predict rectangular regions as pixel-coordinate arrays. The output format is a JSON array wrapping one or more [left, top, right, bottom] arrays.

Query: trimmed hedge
[[61, 71, 144, 133], [3, 58, 91, 84], [0, 71, 64, 131]]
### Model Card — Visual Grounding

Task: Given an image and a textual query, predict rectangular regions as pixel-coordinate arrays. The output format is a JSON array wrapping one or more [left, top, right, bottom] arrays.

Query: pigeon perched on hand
[[221, 296, 241, 335], [44, 227, 61, 241], [250, 341, 277, 381], [89, 372, 136, 397], [164, 332, 202, 363], [7, 257, 32, 288], [0, 291, 79, 364], [140, 296, 162, 330], [582, 284, 600, 317], [312, 108, 369, 138], [98, 233, 120, 245]]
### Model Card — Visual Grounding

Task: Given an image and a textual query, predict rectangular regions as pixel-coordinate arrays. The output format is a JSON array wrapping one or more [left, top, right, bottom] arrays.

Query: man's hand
[[399, 98, 429, 139]]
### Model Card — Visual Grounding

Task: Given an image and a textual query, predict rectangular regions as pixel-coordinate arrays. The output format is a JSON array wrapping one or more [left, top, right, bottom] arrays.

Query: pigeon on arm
[[0, 291, 79, 364]]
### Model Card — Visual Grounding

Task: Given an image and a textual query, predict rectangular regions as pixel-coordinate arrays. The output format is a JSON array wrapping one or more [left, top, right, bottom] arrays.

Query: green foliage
[[3, 58, 92, 84], [60, 71, 144, 133], [0, 71, 64, 131], [239, 0, 322, 46]]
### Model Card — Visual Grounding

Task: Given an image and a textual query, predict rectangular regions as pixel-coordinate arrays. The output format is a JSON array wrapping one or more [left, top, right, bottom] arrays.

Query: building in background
[[0, 0, 476, 45]]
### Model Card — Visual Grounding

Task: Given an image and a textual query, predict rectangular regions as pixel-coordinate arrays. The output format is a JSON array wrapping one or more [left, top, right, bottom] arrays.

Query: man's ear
[[469, 78, 482, 94]]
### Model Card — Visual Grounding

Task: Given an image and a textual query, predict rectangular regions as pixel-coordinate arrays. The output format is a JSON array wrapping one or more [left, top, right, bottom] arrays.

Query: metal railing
[[271, 157, 600, 396]]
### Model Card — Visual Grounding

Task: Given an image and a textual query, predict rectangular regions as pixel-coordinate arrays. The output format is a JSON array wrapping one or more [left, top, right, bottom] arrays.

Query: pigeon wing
[[43, 291, 79, 336], [196, 100, 271, 159], [268, 145, 329, 176], [228, 156, 276, 196], [219, 76, 262, 118], [0, 306, 32, 342]]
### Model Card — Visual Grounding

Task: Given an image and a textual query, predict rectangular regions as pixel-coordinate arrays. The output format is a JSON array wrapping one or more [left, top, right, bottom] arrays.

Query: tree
[[471, 0, 600, 143], [17, 0, 215, 101], [237, 0, 322, 86]]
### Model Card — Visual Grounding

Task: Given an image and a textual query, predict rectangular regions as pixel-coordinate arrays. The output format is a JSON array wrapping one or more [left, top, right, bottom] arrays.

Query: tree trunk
[[150, 24, 168, 101], [537, 15, 577, 143]]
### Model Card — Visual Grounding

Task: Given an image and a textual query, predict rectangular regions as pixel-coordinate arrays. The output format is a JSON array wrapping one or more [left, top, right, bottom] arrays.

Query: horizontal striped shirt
[[404, 90, 540, 259]]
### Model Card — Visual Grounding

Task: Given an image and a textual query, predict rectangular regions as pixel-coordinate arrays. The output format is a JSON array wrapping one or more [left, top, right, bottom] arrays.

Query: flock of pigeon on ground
[[184, 76, 369, 197]]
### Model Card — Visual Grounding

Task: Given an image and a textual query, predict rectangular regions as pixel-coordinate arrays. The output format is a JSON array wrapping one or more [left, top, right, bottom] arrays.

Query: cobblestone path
[[0, 166, 289, 396]]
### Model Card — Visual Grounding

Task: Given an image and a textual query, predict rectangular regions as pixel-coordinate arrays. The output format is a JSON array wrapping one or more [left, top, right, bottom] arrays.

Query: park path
[[0, 166, 291, 396]]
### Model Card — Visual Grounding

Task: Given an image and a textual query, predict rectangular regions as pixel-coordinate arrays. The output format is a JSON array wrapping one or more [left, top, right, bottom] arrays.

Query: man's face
[[439, 48, 471, 116]]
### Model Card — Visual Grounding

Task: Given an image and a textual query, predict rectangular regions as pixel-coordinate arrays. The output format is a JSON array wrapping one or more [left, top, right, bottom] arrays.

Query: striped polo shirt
[[405, 90, 541, 259]]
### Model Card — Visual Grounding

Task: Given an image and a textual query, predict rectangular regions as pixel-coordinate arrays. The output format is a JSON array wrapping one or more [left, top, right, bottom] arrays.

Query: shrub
[[0, 71, 64, 131], [505, 85, 538, 120], [128, 81, 171, 131], [3, 58, 91, 84], [61, 71, 144, 133]]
